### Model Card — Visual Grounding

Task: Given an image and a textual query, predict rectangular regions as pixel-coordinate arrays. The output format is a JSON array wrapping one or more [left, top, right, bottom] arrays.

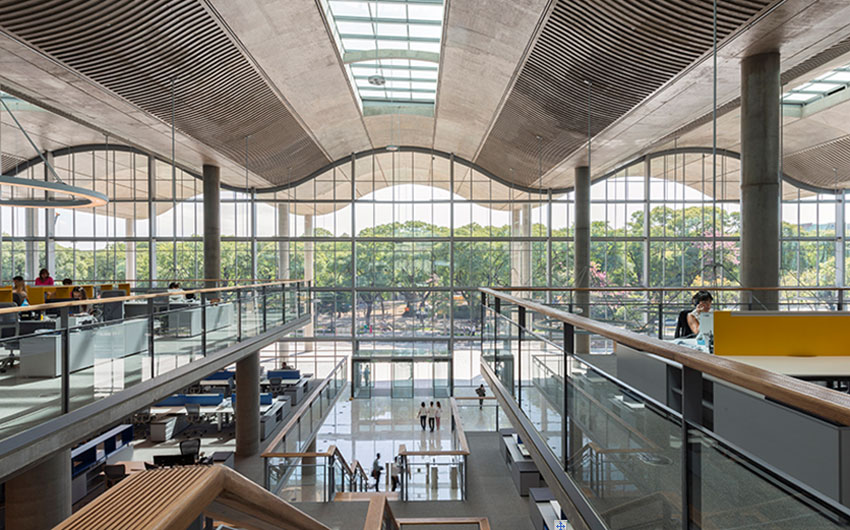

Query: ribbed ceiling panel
[[476, 0, 773, 188], [784, 136, 850, 189], [0, 0, 330, 186]]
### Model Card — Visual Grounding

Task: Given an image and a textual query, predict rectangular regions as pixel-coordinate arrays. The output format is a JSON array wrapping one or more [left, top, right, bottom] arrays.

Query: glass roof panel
[[782, 64, 850, 105], [323, 0, 444, 110]]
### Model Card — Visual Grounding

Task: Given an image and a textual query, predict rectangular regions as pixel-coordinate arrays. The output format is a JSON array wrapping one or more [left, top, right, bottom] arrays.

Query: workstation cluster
[[68, 367, 313, 509]]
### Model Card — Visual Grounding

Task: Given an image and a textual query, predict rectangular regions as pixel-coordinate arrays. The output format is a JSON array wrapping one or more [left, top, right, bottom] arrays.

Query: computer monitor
[[153, 453, 196, 467], [46, 298, 73, 317]]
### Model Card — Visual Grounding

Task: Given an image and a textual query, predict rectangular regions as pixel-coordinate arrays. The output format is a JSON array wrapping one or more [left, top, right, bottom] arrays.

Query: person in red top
[[34, 268, 54, 286]]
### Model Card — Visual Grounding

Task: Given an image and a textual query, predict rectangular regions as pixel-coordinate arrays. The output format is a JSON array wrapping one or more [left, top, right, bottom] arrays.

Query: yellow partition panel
[[81, 285, 95, 300], [0, 289, 12, 303], [714, 311, 850, 357], [100, 284, 113, 292], [53, 286, 72, 299], [27, 286, 46, 305], [118, 283, 131, 296]]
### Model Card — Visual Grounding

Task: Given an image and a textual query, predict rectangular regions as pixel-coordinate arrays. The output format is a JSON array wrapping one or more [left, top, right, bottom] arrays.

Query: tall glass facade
[[2, 141, 845, 387]]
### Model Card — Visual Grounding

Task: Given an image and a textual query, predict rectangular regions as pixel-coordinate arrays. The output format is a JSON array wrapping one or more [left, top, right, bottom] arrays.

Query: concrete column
[[147, 155, 158, 284], [277, 203, 291, 278], [574, 166, 590, 353], [45, 152, 56, 276], [302, 439, 317, 479], [235, 351, 260, 456], [740, 52, 781, 310], [5, 448, 71, 529], [203, 164, 221, 287], [277, 205, 291, 367], [303, 214, 314, 350], [125, 218, 136, 282], [511, 205, 532, 287], [24, 208, 38, 281]]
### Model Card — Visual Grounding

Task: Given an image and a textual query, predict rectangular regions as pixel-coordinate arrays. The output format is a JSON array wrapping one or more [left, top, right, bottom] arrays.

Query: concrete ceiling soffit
[[203, 0, 374, 161], [432, 0, 550, 160], [0, 0, 330, 187], [473, 0, 776, 190], [541, 0, 850, 190], [364, 113, 435, 151], [0, 36, 266, 188]]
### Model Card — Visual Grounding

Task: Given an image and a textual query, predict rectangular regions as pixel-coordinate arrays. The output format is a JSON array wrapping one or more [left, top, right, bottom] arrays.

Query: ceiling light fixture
[[368, 75, 386, 86], [0, 92, 108, 208]]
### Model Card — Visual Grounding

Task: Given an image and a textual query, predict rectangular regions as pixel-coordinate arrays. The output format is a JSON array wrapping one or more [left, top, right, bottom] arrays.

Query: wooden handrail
[[489, 286, 849, 292], [261, 357, 346, 457], [55, 465, 329, 530], [0, 279, 303, 315], [481, 287, 850, 426]]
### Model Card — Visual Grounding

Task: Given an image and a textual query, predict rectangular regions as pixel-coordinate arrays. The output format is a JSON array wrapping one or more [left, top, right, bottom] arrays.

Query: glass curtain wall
[[2, 146, 846, 387]]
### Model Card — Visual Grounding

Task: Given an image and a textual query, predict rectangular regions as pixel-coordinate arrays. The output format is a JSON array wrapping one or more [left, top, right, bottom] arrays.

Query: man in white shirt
[[427, 401, 436, 432]]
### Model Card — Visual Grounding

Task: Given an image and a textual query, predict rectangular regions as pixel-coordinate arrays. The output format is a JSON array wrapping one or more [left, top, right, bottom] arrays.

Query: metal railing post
[[60, 307, 70, 413], [518, 306, 525, 407], [282, 284, 287, 324], [563, 321, 574, 466], [147, 298, 156, 377], [262, 284, 268, 332], [201, 293, 207, 356], [263, 458, 270, 490], [236, 288, 243, 342], [658, 303, 664, 339], [681, 366, 703, 530]]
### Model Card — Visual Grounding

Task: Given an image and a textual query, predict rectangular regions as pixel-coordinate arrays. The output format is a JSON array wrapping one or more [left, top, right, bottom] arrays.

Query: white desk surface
[[150, 401, 276, 416], [721, 356, 850, 378]]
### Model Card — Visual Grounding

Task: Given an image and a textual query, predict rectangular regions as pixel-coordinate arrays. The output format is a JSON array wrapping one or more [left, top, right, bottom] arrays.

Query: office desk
[[722, 356, 850, 382], [19, 319, 147, 377], [149, 400, 276, 433], [167, 302, 234, 337]]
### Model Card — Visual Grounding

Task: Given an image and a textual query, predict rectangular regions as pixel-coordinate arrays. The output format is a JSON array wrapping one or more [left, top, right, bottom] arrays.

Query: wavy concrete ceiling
[[2, 0, 850, 197], [473, 0, 773, 188], [0, 0, 330, 186]]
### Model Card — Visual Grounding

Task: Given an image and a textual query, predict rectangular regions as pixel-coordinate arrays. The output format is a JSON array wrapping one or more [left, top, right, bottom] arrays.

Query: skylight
[[323, 0, 445, 107], [782, 64, 850, 106]]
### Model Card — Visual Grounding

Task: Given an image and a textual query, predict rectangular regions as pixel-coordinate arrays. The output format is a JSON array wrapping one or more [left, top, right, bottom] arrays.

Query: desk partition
[[0, 280, 310, 443], [714, 311, 850, 357]]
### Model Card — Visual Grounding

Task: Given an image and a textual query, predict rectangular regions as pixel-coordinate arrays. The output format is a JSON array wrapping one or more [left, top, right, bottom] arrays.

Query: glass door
[[352, 360, 372, 399], [391, 361, 414, 398], [433, 360, 450, 398]]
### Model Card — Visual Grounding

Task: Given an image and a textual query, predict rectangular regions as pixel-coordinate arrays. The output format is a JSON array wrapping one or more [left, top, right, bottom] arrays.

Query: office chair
[[674, 310, 695, 339], [269, 377, 283, 396], [100, 289, 126, 322], [183, 403, 204, 438], [144, 462, 158, 471], [104, 464, 127, 488], [0, 302, 19, 372], [179, 438, 202, 463]]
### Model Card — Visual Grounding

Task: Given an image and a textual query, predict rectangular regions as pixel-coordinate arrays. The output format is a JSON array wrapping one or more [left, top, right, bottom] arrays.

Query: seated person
[[35, 268, 54, 286], [167, 282, 184, 304], [70, 286, 90, 315], [12, 276, 28, 306], [61, 278, 73, 286], [687, 290, 713, 336]]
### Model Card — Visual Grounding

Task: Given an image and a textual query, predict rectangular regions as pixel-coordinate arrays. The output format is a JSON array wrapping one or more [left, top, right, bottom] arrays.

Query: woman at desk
[[12, 276, 28, 306], [70, 286, 91, 315], [687, 290, 713, 335], [35, 268, 54, 286]]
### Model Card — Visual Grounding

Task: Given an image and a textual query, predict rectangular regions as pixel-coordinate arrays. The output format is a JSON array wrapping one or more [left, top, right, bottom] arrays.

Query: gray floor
[[298, 432, 534, 530]]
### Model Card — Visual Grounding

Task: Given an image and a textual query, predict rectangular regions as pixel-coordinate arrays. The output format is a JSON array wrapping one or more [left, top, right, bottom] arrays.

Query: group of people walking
[[416, 401, 442, 432]]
